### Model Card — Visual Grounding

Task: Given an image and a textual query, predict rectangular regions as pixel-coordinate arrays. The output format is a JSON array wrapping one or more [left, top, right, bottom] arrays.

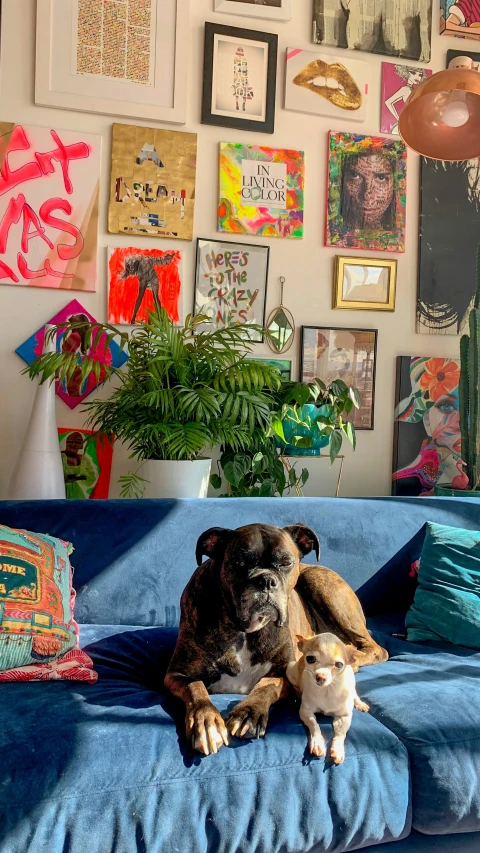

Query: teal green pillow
[[406, 521, 480, 649]]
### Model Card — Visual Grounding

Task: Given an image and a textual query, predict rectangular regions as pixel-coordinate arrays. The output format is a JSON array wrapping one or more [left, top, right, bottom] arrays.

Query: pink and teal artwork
[[325, 132, 407, 253], [218, 142, 304, 239], [16, 300, 128, 411]]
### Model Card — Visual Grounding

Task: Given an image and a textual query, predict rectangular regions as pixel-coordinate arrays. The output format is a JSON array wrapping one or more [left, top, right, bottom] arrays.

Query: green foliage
[[211, 438, 309, 498], [25, 310, 281, 462], [459, 243, 480, 490]]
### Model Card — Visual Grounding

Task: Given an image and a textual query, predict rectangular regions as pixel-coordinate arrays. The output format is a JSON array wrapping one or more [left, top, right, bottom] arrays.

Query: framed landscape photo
[[214, 0, 292, 21], [194, 237, 269, 340], [301, 326, 378, 430], [35, 0, 189, 124], [333, 257, 397, 312], [202, 22, 278, 133]]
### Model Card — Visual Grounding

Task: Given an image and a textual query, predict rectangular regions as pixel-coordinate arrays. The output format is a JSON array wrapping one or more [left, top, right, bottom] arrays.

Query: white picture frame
[[35, 0, 189, 125], [214, 0, 292, 22]]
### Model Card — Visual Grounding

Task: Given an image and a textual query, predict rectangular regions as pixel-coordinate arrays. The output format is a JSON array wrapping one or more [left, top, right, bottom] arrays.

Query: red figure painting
[[108, 247, 183, 325]]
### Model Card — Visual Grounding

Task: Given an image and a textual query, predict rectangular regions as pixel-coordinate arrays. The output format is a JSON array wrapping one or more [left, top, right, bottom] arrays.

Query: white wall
[[0, 0, 461, 498]]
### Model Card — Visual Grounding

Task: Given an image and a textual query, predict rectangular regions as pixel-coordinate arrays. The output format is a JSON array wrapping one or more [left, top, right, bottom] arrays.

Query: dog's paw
[[225, 700, 269, 740], [309, 731, 326, 757], [330, 737, 345, 765], [354, 698, 370, 713], [186, 702, 229, 756]]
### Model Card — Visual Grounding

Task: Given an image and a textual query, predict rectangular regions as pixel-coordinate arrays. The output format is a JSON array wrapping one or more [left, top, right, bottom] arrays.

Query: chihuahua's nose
[[316, 673, 328, 685]]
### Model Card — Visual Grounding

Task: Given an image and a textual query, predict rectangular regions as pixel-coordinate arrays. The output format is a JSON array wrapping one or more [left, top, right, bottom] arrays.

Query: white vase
[[141, 459, 212, 498], [9, 325, 66, 500]]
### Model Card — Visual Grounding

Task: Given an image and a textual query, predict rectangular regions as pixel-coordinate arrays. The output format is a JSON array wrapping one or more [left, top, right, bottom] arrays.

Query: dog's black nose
[[265, 575, 277, 591]]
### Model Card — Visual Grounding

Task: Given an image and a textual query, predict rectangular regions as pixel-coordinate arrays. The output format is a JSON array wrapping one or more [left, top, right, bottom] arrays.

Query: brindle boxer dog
[[165, 523, 387, 756]]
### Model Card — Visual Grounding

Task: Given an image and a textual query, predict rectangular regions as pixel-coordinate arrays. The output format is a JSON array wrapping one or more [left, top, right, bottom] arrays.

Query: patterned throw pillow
[[0, 525, 97, 682]]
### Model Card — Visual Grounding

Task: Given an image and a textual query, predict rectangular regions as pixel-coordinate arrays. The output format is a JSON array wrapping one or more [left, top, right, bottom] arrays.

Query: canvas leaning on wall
[[284, 48, 370, 123]]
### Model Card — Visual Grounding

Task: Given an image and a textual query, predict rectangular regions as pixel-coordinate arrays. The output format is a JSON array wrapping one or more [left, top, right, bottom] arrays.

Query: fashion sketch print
[[381, 63, 432, 135], [108, 247, 183, 326]]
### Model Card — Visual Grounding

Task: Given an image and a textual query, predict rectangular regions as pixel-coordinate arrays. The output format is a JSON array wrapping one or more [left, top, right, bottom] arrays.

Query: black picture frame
[[193, 237, 270, 342], [300, 326, 378, 431], [201, 22, 278, 134]]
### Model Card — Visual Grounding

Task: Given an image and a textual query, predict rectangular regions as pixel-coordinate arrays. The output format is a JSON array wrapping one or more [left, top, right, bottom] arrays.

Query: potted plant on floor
[[25, 310, 281, 499]]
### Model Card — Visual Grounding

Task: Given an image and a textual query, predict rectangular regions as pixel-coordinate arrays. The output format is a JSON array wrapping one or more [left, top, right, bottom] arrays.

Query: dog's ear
[[295, 634, 309, 652], [195, 527, 234, 566], [345, 644, 366, 668], [284, 525, 320, 560]]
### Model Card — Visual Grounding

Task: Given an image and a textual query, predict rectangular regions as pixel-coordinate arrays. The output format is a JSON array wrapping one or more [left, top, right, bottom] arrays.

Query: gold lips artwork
[[293, 60, 362, 111]]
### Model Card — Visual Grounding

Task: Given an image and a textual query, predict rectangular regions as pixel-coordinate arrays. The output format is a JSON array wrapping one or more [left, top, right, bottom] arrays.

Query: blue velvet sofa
[[1, 496, 480, 853]]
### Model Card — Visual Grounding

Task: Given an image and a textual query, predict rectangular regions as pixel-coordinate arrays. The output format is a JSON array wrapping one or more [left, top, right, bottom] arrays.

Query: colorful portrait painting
[[313, 0, 433, 62], [0, 122, 101, 291], [108, 247, 183, 326], [392, 356, 463, 496], [108, 123, 197, 242], [58, 429, 114, 500], [301, 326, 377, 430], [441, 0, 480, 40], [326, 132, 407, 253], [285, 48, 370, 123], [381, 63, 432, 135], [218, 142, 304, 239], [418, 158, 480, 335], [16, 300, 128, 411]]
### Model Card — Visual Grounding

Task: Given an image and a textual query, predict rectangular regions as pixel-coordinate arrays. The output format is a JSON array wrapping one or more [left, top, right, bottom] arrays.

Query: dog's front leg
[[164, 672, 229, 756], [225, 676, 288, 740]]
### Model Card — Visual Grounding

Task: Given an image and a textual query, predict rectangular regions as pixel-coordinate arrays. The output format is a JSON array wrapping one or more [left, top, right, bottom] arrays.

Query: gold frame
[[333, 256, 397, 312]]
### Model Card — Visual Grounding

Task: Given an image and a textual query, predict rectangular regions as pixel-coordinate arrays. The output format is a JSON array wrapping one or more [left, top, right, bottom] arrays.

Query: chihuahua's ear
[[284, 525, 320, 560], [296, 634, 309, 651]]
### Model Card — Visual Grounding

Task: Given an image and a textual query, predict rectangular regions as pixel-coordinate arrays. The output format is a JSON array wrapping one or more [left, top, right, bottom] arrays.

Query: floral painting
[[326, 132, 407, 253], [392, 356, 463, 496]]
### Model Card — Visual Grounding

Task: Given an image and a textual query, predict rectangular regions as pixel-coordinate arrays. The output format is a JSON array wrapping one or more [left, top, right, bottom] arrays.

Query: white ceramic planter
[[141, 459, 212, 498]]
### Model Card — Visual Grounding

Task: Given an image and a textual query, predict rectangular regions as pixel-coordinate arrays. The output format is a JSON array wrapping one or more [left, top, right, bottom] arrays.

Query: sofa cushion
[[0, 625, 410, 853], [361, 618, 480, 835]]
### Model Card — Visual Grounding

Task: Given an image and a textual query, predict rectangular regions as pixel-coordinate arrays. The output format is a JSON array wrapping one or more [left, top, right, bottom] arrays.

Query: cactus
[[459, 245, 480, 490]]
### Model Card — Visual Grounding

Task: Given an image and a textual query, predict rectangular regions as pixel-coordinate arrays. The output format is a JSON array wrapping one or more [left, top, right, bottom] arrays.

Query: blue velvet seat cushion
[[361, 617, 480, 836], [0, 625, 410, 853]]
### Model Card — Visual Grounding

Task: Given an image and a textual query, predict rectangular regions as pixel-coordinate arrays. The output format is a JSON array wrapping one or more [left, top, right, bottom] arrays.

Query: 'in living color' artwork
[[108, 123, 197, 241], [381, 63, 432, 135], [108, 247, 183, 325], [16, 300, 128, 410], [0, 122, 101, 291], [58, 429, 114, 499], [392, 356, 462, 495], [218, 142, 304, 239], [326, 132, 407, 253], [441, 0, 480, 40]]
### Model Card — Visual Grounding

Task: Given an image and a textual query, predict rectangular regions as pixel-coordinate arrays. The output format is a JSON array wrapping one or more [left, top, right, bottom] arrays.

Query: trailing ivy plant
[[210, 439, 309, 498]]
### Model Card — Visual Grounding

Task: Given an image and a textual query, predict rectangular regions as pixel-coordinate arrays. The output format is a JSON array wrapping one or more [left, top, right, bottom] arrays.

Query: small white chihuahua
[[287, 632, 369, 764]]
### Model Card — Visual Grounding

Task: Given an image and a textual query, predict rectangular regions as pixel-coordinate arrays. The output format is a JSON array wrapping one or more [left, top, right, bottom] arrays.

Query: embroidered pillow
[[0, 525, 96, 681]]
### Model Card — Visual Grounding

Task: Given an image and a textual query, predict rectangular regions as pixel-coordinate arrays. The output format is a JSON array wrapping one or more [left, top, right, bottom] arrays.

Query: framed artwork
[[392, 356, 462, 496], [301, 326, 378, 430], [333, 256, 397, 312], [108, 123, 197, 241], [0, 122, 100, 291], [35, 0, 189, 124], [213, 0, 292, 21], [381, 63, 432, 135], [219, 142, 304, 239], [313, 0, 433, 62], [441, 0, 480, 40], [58, 429, 114, 500], [447, 48, 480, 67], [326, 132, 407, 253], [251, 357, 293, 381], [108, 247, 184, 326], [285, 48, 370, 123], [194, 238, 269, 340], [16, 300, 128, 411], [418, 158, 480, 335], [202, 23, 278, 133]]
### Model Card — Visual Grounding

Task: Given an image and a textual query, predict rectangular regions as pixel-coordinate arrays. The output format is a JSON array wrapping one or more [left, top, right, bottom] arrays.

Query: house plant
[[25, 310, 281, 499]]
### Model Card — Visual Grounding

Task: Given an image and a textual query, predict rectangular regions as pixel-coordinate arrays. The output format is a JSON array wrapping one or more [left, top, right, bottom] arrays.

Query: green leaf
[[292, 436, 313, 448], [344, 420, 356, 450], [271, 418, 286, 443], [329, 429, 343, 465], [233, 455, 251, 483], [301, 468, 309, 486], [210, 473, 222, 490], [349, 387, 361, 408], [288, 467, 298, 487], [259, 479, 276, 497], [222, 461, 237, 486]]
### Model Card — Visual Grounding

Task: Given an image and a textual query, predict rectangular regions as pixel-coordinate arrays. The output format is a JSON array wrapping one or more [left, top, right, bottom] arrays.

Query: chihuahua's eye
[[334, 661, 344, 671], [306, 655, 316, 664]]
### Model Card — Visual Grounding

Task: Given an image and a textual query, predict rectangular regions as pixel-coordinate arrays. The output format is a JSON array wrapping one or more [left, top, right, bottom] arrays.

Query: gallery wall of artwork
[[0, 0, 466, 498]]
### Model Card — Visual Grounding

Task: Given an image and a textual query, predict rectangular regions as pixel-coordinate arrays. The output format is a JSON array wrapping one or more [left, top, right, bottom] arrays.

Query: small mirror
[[266, 307, 295, 353]]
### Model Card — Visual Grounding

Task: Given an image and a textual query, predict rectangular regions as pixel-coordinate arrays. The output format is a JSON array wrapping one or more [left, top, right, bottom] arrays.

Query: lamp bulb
[[443, 91, 470, 128]]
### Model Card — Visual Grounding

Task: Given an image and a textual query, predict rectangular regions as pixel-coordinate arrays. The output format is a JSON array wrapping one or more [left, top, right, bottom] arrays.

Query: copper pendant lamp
[[399, 56, 480, 161]]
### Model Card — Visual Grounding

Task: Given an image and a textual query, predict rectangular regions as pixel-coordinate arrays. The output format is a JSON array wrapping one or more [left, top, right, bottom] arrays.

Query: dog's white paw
[[355, 698, 370, 713], [330, 737, 345, 765], [309, 731, 326, 757]]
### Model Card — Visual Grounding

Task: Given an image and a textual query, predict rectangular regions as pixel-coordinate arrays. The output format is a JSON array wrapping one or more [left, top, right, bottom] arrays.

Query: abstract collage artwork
[[219, 142, 304, 238], [285, 48, 370, 122], [108, 123, 197, 241], [16, 300, 128, 410], [313, 0, 433, 62], [392, 356, 462, 495], [326, 132, 407, 253], [108, 247, 183, 326], [58, 428, 114, 500], [0, 122, 101, 291]]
